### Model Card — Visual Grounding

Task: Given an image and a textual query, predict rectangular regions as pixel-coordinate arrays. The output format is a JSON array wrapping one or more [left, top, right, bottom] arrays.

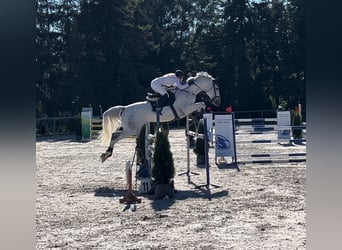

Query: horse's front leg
[[182, 102, 206, 115], [100, 128, 123, 163]]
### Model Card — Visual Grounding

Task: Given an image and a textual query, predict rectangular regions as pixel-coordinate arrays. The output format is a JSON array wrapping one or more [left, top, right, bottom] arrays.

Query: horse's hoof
[[100, 151, 112, 163]]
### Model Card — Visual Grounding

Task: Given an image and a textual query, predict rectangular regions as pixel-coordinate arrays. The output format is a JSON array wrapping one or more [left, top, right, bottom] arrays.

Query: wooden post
[[119, 161, 141, 204]]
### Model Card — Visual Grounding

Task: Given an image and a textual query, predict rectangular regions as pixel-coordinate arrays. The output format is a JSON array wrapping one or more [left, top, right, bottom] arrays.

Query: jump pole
[[194, 117, 219, 190], [136, 122, 154, 194], [232, 114, 306, 163], [179, 115, 199, 177], [145, 122, 153, 174]]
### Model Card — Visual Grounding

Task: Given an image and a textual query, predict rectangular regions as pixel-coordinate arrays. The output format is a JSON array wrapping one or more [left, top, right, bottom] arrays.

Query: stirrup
[[156, 107, 165, 115]]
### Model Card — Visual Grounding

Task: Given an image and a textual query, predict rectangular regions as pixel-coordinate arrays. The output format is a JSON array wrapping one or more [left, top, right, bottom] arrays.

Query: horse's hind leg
[[100, 128, 123, 162]]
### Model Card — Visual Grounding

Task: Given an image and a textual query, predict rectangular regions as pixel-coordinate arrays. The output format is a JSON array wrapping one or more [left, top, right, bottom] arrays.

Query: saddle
[[146, 91, 179, 119], [146, 91, 175, 109]]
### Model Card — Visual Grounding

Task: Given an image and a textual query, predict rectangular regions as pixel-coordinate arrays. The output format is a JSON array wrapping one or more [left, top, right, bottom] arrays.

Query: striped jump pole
[[224, 112, 307, 164], [236, 138, 306, 144], [238, 159, 306, 164], [194, 117, 219, 190], [239, 153, 306, 158], [181, 115, 219, 189], [235, 117, 277, 123], [236, 131, 277, 135], [235, 111, 307, 142], [179, 116, 200, 177], [237, 153, 306, 164], [135, 123, 154, 194], [236, 125, 306, 132]]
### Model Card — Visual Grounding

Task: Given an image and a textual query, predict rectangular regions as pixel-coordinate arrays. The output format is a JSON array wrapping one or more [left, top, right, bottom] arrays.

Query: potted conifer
[[193, 119, 206, 165], [151, 127, 175, 199], [292, 109, 303, 139], [136, 124, 146, 166]]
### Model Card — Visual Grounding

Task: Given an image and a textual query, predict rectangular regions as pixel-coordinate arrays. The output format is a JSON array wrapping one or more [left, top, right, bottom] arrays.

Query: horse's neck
[[187, 82, 202, 95], [173, 88, 196, 107], [172, 80, 208, 103]]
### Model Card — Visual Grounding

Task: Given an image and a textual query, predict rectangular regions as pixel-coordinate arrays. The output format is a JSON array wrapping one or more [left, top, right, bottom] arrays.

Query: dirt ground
[[36, 128, 306, 249]]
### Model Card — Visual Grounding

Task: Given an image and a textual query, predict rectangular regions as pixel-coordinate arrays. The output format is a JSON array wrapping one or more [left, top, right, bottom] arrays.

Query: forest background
[[36, 0, 305, 117]]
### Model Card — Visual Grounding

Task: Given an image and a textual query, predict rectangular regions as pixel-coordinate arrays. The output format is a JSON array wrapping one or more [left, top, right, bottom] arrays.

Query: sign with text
[[277, 111, 291, 139], [215, 114, 235, 157]]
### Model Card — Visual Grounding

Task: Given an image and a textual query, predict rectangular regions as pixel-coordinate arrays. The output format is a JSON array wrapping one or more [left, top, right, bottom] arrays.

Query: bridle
[[191, 78, 221, 106]]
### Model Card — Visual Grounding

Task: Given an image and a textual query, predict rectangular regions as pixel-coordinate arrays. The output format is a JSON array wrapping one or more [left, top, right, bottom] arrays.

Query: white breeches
[[151, 81, 167, 96]]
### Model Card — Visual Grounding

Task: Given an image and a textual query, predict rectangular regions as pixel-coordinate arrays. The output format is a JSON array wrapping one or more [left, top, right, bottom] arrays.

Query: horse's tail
[[99, 106, 125, 146]]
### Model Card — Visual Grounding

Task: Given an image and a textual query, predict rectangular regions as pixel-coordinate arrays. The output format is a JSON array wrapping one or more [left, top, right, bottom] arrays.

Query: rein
[[191, 80, 219, 100]]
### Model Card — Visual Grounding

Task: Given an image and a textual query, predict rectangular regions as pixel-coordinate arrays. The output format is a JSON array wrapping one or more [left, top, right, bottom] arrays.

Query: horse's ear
[[187, 78, 195, 85]]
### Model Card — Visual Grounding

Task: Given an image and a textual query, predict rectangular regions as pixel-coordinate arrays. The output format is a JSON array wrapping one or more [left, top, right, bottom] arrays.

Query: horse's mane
[[186, 71, 214, 85], [195, 71, 214, 79]]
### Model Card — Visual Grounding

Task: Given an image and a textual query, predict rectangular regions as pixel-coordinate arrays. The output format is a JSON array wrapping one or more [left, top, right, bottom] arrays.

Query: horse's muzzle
[[211, 97, 221, 107]]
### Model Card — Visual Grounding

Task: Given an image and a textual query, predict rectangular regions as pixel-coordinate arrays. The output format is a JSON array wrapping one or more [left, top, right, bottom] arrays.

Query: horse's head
[[187, 72, 221, 107]]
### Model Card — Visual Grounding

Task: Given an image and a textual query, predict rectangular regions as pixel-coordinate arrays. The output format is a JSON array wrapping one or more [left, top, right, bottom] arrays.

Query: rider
[[150, 70, 188, 107]]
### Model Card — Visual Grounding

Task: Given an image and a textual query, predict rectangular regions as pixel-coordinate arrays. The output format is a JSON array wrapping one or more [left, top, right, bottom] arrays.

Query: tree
[[284, 0, 305, 109], [36, 0, 65, 116], [182, 0, 224, 74], [68, 0, 146, 109], [249, 0, 289, 109], [35, 0, 305, 117], [220, 0, 256, 110]]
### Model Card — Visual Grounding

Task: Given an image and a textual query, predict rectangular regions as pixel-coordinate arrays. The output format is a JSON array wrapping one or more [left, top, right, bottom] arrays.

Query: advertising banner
[[215, 114, 235, 158], [277, 111, 291, 139]]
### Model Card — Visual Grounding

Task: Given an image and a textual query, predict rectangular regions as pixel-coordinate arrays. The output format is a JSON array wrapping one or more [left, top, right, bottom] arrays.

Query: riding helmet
[[175, 70, 184, 77]]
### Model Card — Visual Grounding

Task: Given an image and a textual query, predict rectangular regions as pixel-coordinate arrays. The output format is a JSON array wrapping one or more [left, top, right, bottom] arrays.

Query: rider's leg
[[151, 82, 169, 107], [158, 93, 169, 107]]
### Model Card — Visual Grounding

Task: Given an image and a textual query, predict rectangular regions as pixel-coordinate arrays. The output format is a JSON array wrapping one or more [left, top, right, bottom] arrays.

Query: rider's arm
[[174, 76, 189, 90]]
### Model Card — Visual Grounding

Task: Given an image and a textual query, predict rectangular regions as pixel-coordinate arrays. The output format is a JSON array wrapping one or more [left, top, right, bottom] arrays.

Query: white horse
[[100, 71, 221, 162]]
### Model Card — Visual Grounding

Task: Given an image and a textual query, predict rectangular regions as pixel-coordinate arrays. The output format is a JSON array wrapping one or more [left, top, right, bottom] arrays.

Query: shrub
[[193, 119, 205, 156], [151, 128, 175, 184], [136, 124, 147, 165], [292, 112, 303, 139]]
